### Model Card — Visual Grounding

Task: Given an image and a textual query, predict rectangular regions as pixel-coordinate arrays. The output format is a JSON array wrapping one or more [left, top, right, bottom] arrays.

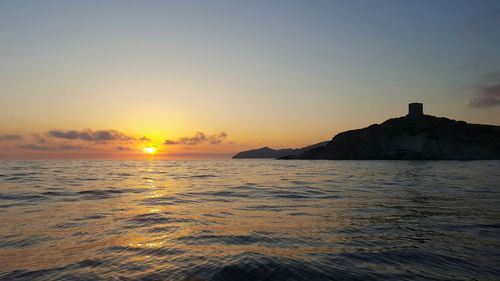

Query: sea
[[0, 160, 499, 281]]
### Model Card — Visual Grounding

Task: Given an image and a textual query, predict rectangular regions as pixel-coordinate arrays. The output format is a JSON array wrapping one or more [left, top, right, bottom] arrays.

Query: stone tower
[[408, 102, 423, 117]]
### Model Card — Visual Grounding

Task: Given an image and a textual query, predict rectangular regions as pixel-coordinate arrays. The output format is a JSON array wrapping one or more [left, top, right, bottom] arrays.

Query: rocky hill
[[281, 113, 500, 160], [232, 141, 328, 159]]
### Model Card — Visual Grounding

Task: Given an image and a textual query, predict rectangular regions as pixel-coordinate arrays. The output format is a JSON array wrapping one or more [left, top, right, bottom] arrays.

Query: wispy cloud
[[469, 71, 500, 108], [0, 134, 22, 141], [164, 140, 180, 145], [116, 146, 133, 151], [164, 132, 206, 145], [48, 129, 150, 142], [18, 144, 51, 150], [17, 143, 92, 151], [164, 132, 229, 145], [58, 144, 90, 150], [9, 129, 151, 152], [208, 132, 228, 144]]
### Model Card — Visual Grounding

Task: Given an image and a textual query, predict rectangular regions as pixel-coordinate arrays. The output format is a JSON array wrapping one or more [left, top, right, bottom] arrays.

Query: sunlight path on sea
[[0, 160, 499, 280]]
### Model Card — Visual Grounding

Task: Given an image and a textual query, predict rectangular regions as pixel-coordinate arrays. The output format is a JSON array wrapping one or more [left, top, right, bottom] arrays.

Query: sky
[[1, 0, 499, 159]]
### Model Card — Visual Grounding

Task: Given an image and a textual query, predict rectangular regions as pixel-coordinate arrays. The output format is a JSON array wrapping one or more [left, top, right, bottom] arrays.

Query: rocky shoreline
[[234, 103, 500, 160]]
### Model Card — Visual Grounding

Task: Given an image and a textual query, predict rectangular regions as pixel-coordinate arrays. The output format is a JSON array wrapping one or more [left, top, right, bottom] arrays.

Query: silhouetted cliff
[[282, 114, 500, 160], [232, 141, 328, 159]]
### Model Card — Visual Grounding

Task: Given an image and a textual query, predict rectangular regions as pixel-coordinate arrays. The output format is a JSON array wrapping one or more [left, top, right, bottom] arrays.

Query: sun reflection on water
[[0, 160, 498, 280]]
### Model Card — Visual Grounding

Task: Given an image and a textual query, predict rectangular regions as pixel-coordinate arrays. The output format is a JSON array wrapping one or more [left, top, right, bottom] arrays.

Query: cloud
[[164, 132, 229, 145], [0, 134, 22, 141], [116, 146, 133, 151], [48, 129, 149, 142], [164, 140, 179, 145], [208, 132, 227, 144], [18, 143, 92, 151], [469, 72, 500, 108], [18, 144, 51, 150], [58, 144, 90, 150]]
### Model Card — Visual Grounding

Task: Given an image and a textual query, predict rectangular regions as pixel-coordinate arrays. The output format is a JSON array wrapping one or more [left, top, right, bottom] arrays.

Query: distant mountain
[[232, 141, 328, 159], [281, 104, 500, 160]]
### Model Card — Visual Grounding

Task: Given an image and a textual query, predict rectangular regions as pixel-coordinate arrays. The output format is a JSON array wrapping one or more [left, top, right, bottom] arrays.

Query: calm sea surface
[[0, 160, 499, 281]]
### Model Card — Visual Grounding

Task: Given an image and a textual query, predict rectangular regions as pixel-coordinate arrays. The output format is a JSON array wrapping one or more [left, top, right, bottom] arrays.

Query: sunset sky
[[1, 0, 499, 159]]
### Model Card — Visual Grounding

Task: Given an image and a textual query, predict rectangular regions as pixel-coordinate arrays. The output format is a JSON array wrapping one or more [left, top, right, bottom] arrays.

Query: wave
[[0, 160, 499, 280]]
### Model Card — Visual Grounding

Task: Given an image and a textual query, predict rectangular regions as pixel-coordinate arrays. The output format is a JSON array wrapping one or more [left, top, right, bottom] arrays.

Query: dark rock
[[232, 141, 328, 159], [282, 113, 500, 160]]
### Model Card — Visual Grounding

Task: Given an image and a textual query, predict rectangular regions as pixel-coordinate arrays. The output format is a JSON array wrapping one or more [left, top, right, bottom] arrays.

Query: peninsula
[[232, 141, 328, 159], [281, 103, 500, 160]]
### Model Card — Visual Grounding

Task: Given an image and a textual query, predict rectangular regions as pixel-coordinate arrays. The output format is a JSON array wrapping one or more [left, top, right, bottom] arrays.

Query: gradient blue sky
[[1, 0, 499, 158]]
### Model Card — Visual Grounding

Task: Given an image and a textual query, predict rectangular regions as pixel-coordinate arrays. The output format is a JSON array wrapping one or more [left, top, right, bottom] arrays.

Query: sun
[[143, 146, 157, 155]]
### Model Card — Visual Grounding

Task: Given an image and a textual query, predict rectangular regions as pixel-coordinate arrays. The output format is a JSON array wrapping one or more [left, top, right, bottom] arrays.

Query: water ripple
[[0, 160, 499, 280]]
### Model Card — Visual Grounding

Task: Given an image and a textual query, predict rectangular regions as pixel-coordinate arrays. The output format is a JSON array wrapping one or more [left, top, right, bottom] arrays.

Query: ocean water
[[0, 160, 499, 281]]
